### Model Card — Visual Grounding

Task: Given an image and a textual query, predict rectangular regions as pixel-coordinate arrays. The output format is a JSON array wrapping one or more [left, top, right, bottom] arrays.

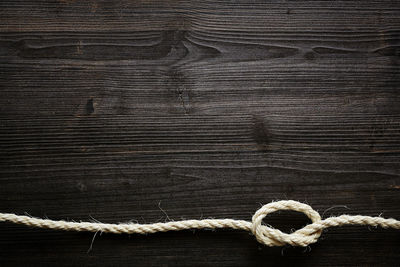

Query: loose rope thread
[[1, 200, 399, 247]]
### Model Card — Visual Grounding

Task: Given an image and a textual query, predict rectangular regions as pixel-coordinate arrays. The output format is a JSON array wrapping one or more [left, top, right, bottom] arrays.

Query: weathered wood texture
[[0, 0, 400, 266]]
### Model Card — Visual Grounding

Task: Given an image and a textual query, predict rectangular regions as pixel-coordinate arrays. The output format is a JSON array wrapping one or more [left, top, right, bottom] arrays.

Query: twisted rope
[[1, 200, 399, 247]]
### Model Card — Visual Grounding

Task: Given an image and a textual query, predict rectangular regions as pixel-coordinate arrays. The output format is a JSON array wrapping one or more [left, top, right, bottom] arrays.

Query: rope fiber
[[1, 200, 399, 247]]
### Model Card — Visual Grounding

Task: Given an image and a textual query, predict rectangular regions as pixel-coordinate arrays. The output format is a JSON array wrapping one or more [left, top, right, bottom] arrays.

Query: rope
[[1, 200, 399, 247]]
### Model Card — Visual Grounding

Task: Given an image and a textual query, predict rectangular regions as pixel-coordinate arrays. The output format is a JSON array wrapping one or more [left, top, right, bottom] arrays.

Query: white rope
[[1, 200, 399, 247]]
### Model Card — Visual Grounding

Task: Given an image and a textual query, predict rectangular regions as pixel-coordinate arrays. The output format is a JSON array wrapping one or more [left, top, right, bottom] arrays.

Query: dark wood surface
[[1, 1, 400, 266]]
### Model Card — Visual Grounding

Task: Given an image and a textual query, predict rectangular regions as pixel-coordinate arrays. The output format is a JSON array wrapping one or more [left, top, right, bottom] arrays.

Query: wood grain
[[0, 0, 399, 266]]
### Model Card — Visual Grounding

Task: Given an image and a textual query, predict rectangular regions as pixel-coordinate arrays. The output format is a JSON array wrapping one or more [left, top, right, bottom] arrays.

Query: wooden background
[[0, 0, 399, 266]]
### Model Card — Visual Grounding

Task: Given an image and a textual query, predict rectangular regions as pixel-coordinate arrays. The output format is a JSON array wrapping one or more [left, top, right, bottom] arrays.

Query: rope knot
[[251, 200, 322, 247]]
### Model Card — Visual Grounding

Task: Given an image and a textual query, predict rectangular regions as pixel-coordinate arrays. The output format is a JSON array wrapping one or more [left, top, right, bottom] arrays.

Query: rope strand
[[1, 200, 399, 247]]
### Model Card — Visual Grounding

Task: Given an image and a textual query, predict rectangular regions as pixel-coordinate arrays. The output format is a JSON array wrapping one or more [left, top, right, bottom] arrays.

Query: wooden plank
[[0, 0, 399, 266]]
